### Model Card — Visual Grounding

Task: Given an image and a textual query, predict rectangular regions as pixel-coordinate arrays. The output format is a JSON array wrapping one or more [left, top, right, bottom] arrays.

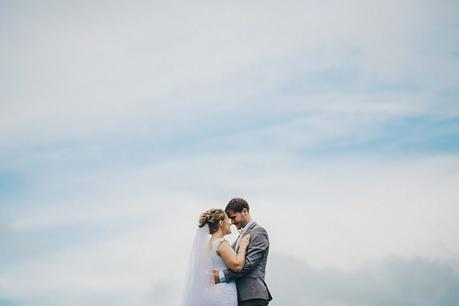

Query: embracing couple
[[182, 198, 273, 306]]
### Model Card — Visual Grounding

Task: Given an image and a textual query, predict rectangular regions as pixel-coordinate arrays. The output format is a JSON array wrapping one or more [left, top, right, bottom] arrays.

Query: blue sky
[[1, 1, 459, 305]]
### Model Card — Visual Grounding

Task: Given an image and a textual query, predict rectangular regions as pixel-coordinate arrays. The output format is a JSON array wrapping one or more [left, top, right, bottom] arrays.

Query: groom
[[214, 198, 273, 306]]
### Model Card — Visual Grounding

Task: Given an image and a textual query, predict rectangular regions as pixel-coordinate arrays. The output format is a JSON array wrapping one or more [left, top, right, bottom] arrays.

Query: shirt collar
[[240, 220, 255, 234]]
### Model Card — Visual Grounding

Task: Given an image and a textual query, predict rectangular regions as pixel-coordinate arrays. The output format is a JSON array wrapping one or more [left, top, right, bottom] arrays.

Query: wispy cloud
[[1, 0, 458, 143], [1, 0, 458, 305]]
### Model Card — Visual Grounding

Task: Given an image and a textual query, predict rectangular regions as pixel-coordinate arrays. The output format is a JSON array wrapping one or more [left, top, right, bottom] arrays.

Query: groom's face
[[226, 209, 244, 230]]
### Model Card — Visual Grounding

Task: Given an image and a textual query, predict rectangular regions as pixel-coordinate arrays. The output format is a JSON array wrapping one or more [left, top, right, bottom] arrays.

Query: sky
[[1, 0, 459, 305]]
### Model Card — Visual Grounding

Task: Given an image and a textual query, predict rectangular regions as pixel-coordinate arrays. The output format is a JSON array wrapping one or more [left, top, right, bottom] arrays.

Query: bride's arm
[[217, 238, 249, 273], [222, 227, 268, 282]]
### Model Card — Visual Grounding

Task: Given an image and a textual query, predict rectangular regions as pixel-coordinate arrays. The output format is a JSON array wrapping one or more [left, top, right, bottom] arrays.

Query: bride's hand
[[239, 234, 250, 250], [212, 270, 220, 284]]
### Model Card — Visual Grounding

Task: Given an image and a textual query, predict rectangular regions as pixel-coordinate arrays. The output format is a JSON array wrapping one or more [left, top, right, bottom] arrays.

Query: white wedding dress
[[182, 225, 237, 306], [207, 238, 238, 306]]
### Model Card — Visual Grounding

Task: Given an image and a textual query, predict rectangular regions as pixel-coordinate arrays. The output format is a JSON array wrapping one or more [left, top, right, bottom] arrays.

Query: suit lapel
[[235, 221, 257, 251], [244, 221, 257, 234]]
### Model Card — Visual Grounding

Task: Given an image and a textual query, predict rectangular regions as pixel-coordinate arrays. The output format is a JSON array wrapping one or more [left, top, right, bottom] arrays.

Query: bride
[[182, 209, 250, 306]]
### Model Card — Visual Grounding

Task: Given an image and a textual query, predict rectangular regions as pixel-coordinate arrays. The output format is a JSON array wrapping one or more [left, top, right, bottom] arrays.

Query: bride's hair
[[198, 208, 226, 234]]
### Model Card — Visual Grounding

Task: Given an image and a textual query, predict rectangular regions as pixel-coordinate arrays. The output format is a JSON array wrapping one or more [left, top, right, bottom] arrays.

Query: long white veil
[[181, 224, 212, 306]]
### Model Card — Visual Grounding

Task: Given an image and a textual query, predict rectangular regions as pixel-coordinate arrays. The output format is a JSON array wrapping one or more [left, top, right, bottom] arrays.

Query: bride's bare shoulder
[[216, 239, 231, 255]]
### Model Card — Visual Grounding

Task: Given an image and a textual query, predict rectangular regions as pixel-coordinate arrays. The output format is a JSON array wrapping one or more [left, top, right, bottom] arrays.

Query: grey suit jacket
[[223, 222, 272, 302]]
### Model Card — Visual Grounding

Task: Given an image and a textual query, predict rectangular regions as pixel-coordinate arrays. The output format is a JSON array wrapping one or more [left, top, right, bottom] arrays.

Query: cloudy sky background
[[1, 0, 459, 305]]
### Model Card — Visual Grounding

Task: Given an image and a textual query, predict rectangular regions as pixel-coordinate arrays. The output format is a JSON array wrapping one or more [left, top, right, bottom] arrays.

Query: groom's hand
[[212, 270, 220, 284]]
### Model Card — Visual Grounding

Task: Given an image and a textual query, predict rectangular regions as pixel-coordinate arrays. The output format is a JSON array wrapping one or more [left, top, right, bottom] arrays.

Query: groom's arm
[[222, 227, 269, 282]]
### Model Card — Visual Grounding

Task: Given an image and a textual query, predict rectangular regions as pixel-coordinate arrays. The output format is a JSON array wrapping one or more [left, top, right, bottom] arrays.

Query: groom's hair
[[225, 198, 250, 213]]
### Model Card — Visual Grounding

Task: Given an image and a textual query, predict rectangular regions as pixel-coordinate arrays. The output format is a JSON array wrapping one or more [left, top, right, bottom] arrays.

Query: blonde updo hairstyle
[[199, 208, 227, 234]]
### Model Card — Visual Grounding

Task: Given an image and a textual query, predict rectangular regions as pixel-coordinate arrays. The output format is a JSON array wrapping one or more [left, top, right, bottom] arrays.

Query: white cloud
[[9, 152, 459, 261], [1, 1, 458, 305], [1, 0, 457, 144]]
